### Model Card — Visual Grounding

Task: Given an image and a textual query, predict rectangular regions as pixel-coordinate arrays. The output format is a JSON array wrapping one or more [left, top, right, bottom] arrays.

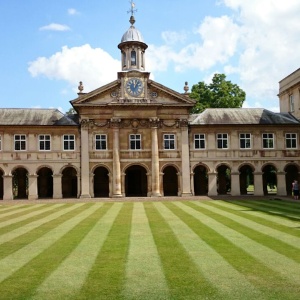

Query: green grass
[[0, 199, 299, 299]]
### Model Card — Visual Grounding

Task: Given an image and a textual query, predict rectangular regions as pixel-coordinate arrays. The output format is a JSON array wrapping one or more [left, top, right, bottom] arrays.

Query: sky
[[1, 0, 300, 113]]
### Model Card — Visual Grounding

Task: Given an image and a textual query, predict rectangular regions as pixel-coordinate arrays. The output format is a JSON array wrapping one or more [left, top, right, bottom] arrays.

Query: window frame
[[163, 134, 176, 150], [39, 134, 51, 151], [95, 134, 107, 151], [63, 134, 75, 151], [14, 134, 27, 151], [239, 133, 251, 149], [216, 133, 228, 149], [262, 133, 274, 149], [129, 134, 141, 150], [194, 134, 206, 150], [285, 133, 297, 149]]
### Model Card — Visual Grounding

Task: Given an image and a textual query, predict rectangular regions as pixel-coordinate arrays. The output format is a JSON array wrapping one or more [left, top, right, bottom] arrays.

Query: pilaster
[[3, 175, 13, 200], [208, 172, 218, 196], [277, 171, 287, 196], [230, 172, 240, 196], [28, 174, 38, 200], [254, 172, 264, 196]]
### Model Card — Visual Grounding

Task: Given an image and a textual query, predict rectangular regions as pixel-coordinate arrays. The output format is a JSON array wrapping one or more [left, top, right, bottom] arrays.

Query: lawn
[[0, 199, 299, 299]]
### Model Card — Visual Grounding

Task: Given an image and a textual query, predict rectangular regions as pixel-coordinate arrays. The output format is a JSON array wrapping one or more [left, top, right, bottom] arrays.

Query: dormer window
[[131, 50, 136, 66]]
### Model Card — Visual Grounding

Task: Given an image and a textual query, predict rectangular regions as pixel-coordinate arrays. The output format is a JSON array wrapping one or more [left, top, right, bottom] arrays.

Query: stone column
[[28, 174, 38, 200], [89, 172, 94, 198], [112, 118, 122, 197], [150, 118, 161, 197], [230, 172, 240, 196], [53, 174, 62, 199], [208, 172, 218, 196], [80, 120, 91, 198], [254, 172, 264, 196], [3, 175, 13, 200], [190, 172, 195, 196], [277, 171, 287, 196], [180, 120, 192, 196]]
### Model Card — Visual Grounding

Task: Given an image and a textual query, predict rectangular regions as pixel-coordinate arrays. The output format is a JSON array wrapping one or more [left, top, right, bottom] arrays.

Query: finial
[[184, 81, 189, 94], [78, 81, 84, 93], [128, 1, 137, 26]]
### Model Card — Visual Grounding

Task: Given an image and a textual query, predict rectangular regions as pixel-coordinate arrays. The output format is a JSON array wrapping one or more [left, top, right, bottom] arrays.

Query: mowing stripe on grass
[[0, 203, 85, 245], [211, 201, 300, 230], [200, 201, 300, 250], [123, 202, 169, 300], [0, 204, 46, 220], [154, 202, 263, 300], [144, 202, 220, 299], [76, 202, 133, 300], [29, 203, 122, 300], [0, 203, 100, 284], [177, 202, 300, 288], [0, 203, 65, 229], [0, 205, 33, 213]]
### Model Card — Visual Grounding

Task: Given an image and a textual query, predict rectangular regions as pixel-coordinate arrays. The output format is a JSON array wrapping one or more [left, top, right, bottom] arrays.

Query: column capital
[[110, 118, 122, 128]]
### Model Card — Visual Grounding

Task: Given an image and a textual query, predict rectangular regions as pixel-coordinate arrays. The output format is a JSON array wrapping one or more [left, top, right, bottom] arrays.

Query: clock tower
[[118, 1, 149, 99]]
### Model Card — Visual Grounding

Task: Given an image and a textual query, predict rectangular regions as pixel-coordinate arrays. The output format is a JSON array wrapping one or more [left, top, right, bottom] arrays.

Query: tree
[[66, 107, 77, 115], [189, 73, 246, 114]]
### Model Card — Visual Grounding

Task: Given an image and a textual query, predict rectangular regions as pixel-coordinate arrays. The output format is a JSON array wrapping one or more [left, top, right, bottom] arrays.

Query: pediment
[[70, 78, 196, 108]]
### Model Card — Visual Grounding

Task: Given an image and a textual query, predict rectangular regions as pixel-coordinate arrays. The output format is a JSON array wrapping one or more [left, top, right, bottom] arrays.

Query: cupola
[[118, 2, 148, 72]]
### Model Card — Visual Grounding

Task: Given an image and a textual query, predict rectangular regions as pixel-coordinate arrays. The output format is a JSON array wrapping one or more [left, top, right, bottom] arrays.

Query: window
[[164, 134, 175, 150], [14, 134, 26, 151], [262, 133, 274, 149], [131, 50, 136, 66], [217, 133, 228, 149], [194, 134, 205, 149], [129, 134, 141, 150], [63, 135, 75, 151], [239, 133, 251, 149], [285, 133, 297, 149], [39, 135, 51, 151], [289, 94, 294, 112], [95, 134, 107, 150]]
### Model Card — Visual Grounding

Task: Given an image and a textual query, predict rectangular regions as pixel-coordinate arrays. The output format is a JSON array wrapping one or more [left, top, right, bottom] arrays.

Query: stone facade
[[0, 16, 299, 200]]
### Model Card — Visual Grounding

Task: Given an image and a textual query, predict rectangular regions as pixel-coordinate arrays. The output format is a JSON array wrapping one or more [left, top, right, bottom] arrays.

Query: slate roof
[[189, 108, 300, 125], [0, 108, 78, 126]]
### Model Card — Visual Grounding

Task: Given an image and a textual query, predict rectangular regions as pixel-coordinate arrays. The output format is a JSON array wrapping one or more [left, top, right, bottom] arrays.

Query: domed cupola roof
[[118, 15, 148, 49]]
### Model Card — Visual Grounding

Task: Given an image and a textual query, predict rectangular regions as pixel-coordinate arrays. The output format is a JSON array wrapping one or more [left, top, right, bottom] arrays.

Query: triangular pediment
[[70, 77, 196, 108]]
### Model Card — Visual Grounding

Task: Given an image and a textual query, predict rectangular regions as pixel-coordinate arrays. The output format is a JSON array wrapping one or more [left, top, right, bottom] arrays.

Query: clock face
[[126, 78, 143, 96]]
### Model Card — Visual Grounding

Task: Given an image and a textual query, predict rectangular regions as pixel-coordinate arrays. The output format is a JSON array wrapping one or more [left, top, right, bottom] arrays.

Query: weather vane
[[128, 0, 137, 16]]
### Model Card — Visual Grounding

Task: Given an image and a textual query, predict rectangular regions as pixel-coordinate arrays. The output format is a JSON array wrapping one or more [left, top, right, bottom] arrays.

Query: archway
[[94, 166, 109, 197], [125, 165, 147, 197], [194, 165, 208, 195], [12, 167, 28, 199], [62, 167, 77, 198], [285, 164, 300, 196], [262, 165, 277, 195], [217, 165, 231, 195], [0, 169, 3, 200], [163, 165, 178, 196], [37, 167, 53, 199], [239, 165, 254, 195]]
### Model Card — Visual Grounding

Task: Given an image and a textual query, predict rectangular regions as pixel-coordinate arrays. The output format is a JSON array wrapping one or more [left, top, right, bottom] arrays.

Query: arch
[[193, 164, 208, 195], [62, 167, 78, 198], [262, 164, 277, 195], [94, 166, 109, 198], [239, 164, 254, 195], [37, 167, 53, 199], [163, 165, 178, 196], [284, 163, 300, 195], [12, 167, 28, 199], [125, 165, 147, 197], [216, 164, 231, 195], [0, 169, 3, 199]]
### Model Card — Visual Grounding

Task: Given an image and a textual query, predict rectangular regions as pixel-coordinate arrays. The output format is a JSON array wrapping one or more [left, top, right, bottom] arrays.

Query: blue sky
[[1, 0, 300, 113]]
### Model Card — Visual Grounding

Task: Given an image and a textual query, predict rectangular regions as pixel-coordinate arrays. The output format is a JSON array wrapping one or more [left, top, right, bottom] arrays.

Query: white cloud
[[161, 31, 187, 45], [28, 44, 120, 93], [39, 23, 71, 31], [68, 8, 79, 15]]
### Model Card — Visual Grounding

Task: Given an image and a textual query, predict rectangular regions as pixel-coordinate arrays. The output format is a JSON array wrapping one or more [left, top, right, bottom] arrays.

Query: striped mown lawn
[[0, 199, 299, 299]]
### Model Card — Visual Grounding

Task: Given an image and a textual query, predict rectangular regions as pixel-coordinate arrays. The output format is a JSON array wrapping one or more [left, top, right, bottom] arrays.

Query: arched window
[[122, 52, 126, 67], [131, 50, 136, 66]]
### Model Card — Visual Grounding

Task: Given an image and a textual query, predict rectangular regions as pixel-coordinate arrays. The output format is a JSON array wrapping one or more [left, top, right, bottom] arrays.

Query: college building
[[0, 13, 300, 200]]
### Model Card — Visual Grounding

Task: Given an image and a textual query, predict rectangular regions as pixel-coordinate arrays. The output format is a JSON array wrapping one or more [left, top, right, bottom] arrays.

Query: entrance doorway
[[163, 166, 178, 196], [94, 167, 109, 197], [12, 168, 28, 199], [125, 165, 147, 197], [62, 167, 78, 198], [37, 167, 53, 198], [262, 165, 277, 195], [194, 165, 208, 195]]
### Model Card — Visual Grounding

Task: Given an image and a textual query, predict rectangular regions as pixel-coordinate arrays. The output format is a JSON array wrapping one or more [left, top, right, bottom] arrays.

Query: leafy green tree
[[189, 73, 246, 114], [66, 107, 77, 115]]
